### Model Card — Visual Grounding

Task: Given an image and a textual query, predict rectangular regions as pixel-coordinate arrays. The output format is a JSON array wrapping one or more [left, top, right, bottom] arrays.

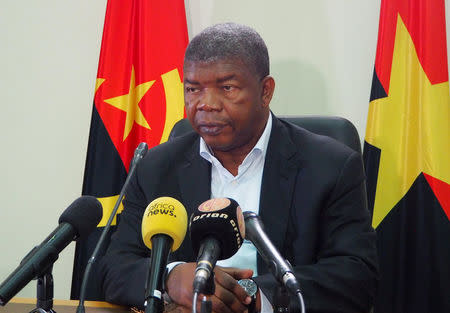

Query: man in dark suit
[[100, 23, 378, 313]]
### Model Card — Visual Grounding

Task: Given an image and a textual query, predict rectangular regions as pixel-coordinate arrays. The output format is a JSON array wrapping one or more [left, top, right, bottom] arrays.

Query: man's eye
[[223, 85, 234, 91], [186, 87, 197, 93]]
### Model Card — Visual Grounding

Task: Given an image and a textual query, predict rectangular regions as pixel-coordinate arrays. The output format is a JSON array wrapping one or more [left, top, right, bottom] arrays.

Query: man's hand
[[165, 263, 253, 313]]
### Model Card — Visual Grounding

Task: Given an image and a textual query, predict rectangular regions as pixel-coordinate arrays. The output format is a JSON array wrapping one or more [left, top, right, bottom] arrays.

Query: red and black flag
[[71, 0, 188, 300], [364, 0, 450, 312]]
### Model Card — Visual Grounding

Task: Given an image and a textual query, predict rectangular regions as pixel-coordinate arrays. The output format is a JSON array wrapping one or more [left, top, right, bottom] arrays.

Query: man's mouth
[[197, 123, 226, 136]]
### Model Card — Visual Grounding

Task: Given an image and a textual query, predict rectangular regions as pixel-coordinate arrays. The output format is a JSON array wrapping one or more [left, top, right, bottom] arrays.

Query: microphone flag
[[190, 198, 245, 260], [141, 197, 188, 313], [142, 197, 188, 251], [71, 0, 188, 300], [189, 198, 245, 293]]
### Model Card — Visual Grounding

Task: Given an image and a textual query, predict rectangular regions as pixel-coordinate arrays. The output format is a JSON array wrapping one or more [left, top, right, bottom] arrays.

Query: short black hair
[[184, 23, 269, 79]]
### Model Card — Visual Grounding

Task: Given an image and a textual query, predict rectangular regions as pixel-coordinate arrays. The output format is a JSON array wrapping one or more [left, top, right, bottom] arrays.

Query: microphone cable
[[297, 291, 306, 313], [192, 292, 198, 313]]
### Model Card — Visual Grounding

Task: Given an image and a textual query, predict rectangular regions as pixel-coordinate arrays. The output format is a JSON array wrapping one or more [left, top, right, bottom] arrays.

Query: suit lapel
[[177, 138, 211, 216], [172, 138, 211, 262], [258, 117, 302, 273]]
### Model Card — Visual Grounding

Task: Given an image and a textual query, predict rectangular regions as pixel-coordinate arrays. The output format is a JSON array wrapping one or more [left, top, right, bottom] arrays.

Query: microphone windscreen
[[58, 196, 103, 239], [190, 198, 245, 260], [142, 197, 188, 251]]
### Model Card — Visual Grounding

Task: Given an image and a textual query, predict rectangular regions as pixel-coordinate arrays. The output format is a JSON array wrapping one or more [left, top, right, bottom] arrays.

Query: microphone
[[130, 142, 149, 169], [190, 198, 245, 293], [243, 212, 301, 296], [76, 142, 148, 313], [141, 197, 188, 313], [0, 196, 102, 306]]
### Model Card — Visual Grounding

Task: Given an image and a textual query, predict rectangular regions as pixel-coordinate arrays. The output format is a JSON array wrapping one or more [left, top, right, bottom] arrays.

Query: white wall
[[0, 0, 448, 301], [185, 1, 381, 136], [0, 0, 107, 300]]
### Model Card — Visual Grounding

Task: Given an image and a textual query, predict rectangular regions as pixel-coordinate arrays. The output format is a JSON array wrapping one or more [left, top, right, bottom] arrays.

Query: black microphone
[[243, 212, 301, 296], [130, 142, 149, 169], [76, 142, 148, 313], [190, 198, 245, 293], [0, 196, 102, 306]]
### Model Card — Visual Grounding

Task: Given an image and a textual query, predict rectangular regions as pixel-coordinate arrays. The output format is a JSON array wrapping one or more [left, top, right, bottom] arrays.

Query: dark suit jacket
[[100, 116, 378, 313]]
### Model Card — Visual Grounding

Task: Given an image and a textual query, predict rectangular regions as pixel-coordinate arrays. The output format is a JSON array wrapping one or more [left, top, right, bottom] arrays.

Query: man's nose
[[197, 89, 222, 111]]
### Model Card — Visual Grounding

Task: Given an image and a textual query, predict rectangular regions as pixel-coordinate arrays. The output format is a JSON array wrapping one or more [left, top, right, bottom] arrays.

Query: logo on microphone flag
[[71, 0, 188, 300], [363, 1, 450, 312]]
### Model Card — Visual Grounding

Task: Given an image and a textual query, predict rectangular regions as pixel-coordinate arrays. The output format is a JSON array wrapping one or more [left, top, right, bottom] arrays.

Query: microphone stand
[[29, 266, 56, 313], [76, 143, 148, 313], [144, 235, 172, 313]]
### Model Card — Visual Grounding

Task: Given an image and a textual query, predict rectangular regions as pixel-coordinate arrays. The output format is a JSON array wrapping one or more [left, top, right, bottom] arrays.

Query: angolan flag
[[364, 0, 450, 312], [71, 0, 188, 300]]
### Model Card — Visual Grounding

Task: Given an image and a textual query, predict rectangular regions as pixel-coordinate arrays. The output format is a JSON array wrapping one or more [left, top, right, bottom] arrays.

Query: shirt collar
[[200, 113, 273, 162]]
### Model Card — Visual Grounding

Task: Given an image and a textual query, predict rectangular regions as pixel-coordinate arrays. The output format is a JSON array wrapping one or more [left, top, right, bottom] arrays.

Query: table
[[0, 298, 129, 313]]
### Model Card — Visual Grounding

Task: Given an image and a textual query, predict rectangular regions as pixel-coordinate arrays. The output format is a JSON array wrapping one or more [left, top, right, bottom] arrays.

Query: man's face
[[184, 58, 273, 154]]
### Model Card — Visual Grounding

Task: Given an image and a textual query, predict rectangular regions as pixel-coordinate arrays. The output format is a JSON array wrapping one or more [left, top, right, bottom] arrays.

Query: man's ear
[[261, 76, 275, 108]]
